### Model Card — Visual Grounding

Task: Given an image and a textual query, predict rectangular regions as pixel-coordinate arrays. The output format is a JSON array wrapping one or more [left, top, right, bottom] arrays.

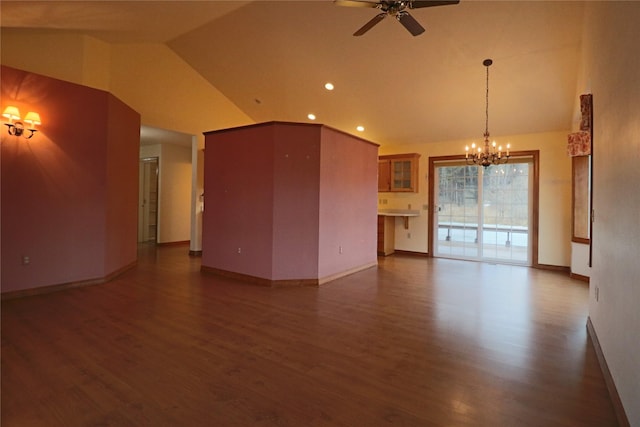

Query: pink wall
[[271, 124, 321, 280], [105, 95, 140, 274], [318, 127, 378, 279], [202, 122, 378, 283], [202, 124, 276, 278], [1, 66, 140, 293]]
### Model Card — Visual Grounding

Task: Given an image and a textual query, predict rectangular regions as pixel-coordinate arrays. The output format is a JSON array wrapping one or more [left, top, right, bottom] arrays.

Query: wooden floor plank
[[1, 244, 618, 426]]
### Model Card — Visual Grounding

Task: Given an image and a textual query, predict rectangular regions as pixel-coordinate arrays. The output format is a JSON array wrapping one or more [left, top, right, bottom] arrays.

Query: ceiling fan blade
[[334, 0, 380, 8], [397, 11, 425, 36], [354, 13, 386, 36], [409, 0, 460, 9]]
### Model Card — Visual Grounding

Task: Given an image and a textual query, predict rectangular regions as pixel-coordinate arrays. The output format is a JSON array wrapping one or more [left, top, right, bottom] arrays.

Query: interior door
[[138, 158, 159, 243]]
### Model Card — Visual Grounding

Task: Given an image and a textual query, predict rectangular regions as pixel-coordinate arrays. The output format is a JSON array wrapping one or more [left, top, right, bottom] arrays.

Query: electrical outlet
[[422, 204, 428, 210], [339, 246, 343, 254], [408, 204, 412, 210], [407, 233, 411, 239], [22, 256, 30, 265], [237, 247, 242, 254]]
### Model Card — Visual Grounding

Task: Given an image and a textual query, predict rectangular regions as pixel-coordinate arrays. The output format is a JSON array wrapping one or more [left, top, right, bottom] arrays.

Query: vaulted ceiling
[[1, 1, 585, 146]]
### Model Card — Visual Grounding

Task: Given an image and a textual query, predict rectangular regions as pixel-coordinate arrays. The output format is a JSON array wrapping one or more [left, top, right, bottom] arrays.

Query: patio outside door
[[433, 161, 532, 265]]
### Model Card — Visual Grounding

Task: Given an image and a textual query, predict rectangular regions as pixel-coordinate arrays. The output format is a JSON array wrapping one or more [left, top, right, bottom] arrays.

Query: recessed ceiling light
[[307, 113, 316, 120], [356, 125, 365, 132], [324, 82, 334, 91]]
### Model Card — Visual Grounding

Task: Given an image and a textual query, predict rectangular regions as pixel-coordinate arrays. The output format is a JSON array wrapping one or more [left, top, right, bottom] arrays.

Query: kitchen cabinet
[[378, 153, 420, 192], [377, 215, 395, 256], [377, 210, 421, 256]]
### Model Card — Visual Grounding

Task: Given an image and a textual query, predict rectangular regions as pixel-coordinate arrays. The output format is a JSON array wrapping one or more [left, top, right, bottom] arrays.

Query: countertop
[[377, 209, 420, 217]]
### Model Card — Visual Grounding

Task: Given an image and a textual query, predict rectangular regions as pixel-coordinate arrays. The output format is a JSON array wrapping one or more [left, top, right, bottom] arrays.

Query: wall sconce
[[3, 106, 41, 139]]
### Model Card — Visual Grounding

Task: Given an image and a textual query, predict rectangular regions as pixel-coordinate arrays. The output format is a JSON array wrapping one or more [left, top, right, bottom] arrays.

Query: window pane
[[435, 162, 530, 265]]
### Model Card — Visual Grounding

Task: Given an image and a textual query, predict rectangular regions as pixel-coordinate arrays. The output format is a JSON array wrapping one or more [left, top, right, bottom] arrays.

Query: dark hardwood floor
[[1, 244, 618, 426]]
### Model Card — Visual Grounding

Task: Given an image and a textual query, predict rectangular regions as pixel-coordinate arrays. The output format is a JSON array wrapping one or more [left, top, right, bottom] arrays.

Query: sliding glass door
[[434, 161, 532, 265]]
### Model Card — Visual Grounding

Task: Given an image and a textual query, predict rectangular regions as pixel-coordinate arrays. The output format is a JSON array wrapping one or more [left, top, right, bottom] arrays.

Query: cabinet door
[[378, 153, 420, 193], [378, 160, 391, 191], [377, 215, 395, 256], [391, 159, 414, 191]]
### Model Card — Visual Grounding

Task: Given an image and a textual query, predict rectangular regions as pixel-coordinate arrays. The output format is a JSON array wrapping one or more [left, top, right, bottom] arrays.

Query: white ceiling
[[1, 1, 585, 146]]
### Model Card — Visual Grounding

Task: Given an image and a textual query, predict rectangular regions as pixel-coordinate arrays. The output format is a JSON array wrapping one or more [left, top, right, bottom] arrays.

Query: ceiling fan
[[335, 0, 460, 36]]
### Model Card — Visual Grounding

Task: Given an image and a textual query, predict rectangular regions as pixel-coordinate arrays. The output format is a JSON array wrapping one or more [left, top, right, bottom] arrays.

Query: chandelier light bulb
[[464, 59, 511, 168]]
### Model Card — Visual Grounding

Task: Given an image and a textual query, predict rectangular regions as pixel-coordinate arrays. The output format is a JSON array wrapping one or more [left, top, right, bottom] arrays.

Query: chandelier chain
[[464, 58, 510, 168], [485, 63, 490, 138]]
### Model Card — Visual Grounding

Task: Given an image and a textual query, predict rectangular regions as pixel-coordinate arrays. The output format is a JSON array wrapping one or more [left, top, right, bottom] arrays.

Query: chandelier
[[465, 59, 510, 168]]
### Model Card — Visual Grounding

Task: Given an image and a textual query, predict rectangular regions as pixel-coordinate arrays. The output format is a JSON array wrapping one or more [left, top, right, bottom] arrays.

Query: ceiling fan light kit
[[335, 0, 460, 36]]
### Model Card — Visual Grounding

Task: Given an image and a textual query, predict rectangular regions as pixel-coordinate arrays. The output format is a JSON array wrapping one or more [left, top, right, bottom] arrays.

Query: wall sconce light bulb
[[3, 106, 40, 139]]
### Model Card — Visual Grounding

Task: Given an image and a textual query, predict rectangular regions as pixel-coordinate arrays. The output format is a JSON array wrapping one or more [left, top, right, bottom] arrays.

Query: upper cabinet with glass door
[[378, 153, 420, 192]]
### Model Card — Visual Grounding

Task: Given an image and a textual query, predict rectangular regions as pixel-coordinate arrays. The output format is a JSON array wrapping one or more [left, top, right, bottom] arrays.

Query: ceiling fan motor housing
[[336, 0, 460, 36]]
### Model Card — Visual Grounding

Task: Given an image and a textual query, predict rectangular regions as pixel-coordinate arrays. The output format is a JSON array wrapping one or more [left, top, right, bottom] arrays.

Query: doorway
[[431, 157, 536, 265], [138, 157, 159, 243]]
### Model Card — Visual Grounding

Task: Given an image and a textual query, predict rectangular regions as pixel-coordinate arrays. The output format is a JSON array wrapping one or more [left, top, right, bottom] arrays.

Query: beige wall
[[81, 36, 112, 90], [1, 30, 112, 91], [570, 242, 591, 277], [0, 29, 252, 138], [581, 2, 640, 424], [109, 43, 251, 143], [159, 144, 192, 244], [1, 30, 89, 86], [379, 130, 572, 267], [140, 144, 192, 244]]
